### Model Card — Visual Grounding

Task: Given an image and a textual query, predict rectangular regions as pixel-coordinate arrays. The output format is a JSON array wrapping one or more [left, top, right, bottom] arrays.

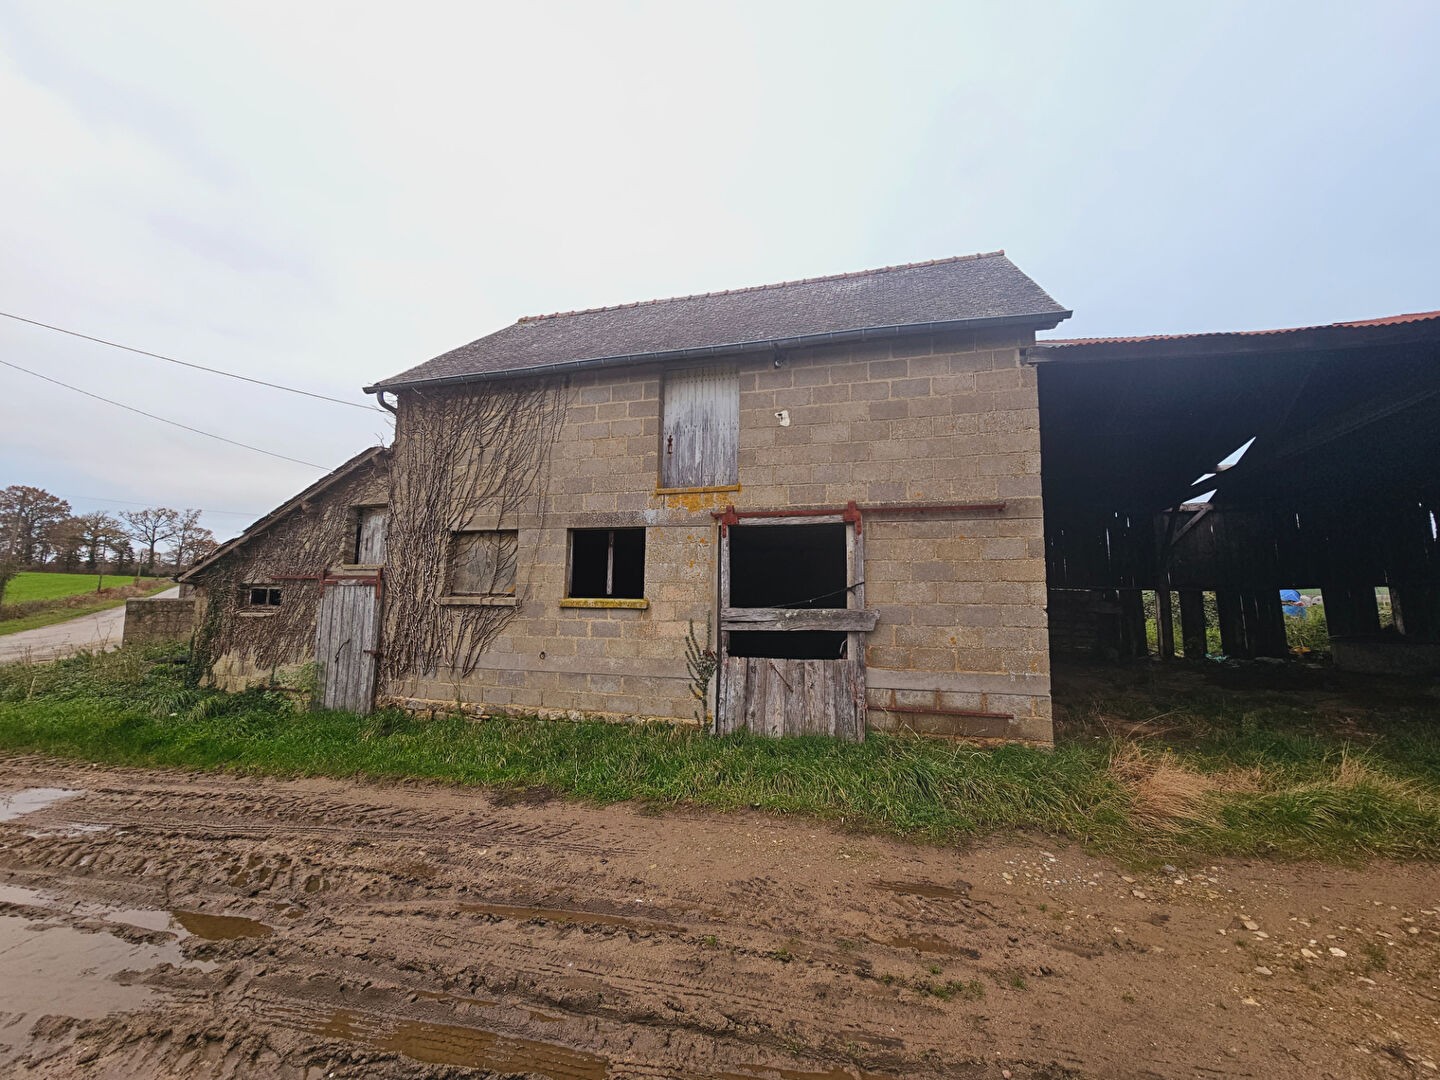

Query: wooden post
[[1156, 588, 1176, 660], [1252, 590, 1289, 657], [1119, 590, 1148, 657], [1216, 589, 1249, 657], [1178, 590, 1207, 659]]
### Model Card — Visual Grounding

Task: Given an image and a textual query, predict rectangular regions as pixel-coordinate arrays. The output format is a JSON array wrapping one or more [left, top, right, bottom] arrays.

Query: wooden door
[[714, 517, 874, 741], [717, 657, 865, 738], [661, 366, 738, 489], [315, 577, 380, 713]]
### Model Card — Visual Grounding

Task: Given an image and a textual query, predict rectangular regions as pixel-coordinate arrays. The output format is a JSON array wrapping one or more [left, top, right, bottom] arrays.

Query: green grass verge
[[0, 582, 172, 637], [3, 572, 163, 604], [0, 646, 1437, 863]]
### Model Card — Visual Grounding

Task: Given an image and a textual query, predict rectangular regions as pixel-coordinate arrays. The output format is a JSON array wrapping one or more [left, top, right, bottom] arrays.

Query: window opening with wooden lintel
[[246, 586, 281, 607], [567, 528, 646, 601]]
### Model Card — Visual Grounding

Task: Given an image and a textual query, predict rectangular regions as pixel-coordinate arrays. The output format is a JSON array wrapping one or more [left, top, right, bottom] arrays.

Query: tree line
[[0, 485, 219, 580]]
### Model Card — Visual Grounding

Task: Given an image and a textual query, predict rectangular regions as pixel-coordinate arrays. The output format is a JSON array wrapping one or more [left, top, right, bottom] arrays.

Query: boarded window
[[569, 528, 645, 599], [447, 530, 518, 596], [660, 366, 738, 489], [353, 507, 388, 564]]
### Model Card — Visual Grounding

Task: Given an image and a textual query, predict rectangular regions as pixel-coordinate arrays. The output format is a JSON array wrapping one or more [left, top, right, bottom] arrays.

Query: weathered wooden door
[[315, 577, 380, 713], [718, 657, 866, 738], [661, 366, 739, 489], [714, 513, 875, 741]]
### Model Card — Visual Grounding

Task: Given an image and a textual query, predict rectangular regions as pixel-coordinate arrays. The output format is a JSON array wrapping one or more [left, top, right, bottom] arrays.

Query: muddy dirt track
[[0, 756, 1437, 1079]]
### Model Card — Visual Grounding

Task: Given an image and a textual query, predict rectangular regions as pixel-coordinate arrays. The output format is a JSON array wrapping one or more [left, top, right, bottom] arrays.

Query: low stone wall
[[123, 597, 198, 645]]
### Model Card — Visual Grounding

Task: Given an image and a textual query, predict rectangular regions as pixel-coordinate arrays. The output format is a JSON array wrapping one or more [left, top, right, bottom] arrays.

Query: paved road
[[0, 587, 180, 664]]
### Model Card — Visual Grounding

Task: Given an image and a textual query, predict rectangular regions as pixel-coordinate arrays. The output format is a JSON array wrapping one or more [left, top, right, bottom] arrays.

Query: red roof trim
[[1041, 310, 1440, 348]]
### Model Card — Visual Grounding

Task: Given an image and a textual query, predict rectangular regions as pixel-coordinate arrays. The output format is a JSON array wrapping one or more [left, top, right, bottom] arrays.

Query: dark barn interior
[[1033, 312, 1440, 675]]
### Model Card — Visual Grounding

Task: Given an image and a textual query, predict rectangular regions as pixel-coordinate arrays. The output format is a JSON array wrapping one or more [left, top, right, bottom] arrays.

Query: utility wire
[[0, 310, 380, 412], [0, 357, 327, 470]]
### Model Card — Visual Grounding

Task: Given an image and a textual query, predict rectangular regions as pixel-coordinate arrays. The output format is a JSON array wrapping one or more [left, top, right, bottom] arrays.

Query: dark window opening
[[728, 523, 848, 609], [727, 630, 847, 660], [246, 587, 281, 607], [448, 530, 518, 596], [569, 528, 645, 599]]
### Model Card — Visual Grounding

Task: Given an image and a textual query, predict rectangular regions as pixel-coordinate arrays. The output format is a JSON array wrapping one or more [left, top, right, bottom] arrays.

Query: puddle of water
[[0, 787, 85, 822], [172, 910, 273, 940], [867, 932, 980, 959], [459, 901, 682, 935], [0, 914, 202, 1038], [871, 879, 971, 901], [0, 883, 173, 934], [310, 1008, 607, 1079], [0, 886, 274, 942]]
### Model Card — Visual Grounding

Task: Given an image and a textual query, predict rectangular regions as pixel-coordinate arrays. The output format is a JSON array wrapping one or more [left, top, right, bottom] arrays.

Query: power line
[[0, 310, 381, 412], [0, 357, 327, 470]]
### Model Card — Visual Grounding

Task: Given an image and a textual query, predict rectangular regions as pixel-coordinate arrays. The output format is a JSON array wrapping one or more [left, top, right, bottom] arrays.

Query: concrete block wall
[[392, 325, 1053, 742]]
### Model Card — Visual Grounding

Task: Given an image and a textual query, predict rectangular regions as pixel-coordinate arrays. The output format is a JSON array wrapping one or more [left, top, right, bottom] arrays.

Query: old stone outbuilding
[[184, 253, 1068, 741]]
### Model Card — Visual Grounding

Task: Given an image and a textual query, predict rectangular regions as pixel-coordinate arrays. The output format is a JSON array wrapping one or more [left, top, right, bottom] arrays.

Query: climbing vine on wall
[[381, 378, 569, 687], [191, 455, 388, 677]]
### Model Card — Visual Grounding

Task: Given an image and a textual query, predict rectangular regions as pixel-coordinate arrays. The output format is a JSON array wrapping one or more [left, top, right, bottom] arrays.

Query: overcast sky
[[2, 1, 1437, 541]]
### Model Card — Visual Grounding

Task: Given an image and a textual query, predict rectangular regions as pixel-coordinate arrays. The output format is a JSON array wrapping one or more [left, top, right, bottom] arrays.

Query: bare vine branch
[[381, 378, 568, 687]]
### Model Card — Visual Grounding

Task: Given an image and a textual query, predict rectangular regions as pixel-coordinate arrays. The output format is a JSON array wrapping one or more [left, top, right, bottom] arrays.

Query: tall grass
[[1, 647, 1437, 862]]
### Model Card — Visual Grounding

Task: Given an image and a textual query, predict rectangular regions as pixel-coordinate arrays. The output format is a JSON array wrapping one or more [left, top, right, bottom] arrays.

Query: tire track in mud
[[55, 785, 633, 856], [2, 758, 1432, 1079]]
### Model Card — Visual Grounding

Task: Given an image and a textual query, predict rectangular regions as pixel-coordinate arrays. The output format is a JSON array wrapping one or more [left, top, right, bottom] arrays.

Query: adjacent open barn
[[1035, 312, 1440, 674]]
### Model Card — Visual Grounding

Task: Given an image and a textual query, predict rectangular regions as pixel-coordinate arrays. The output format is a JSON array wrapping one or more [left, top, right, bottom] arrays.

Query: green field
[[2, 572, 163, 604]]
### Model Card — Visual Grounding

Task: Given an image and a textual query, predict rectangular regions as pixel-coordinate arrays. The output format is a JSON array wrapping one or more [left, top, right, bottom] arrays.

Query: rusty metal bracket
[[711, 500, 1004, 536]]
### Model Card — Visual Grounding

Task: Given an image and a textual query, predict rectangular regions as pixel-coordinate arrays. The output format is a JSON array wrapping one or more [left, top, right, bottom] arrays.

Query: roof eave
[[1027, 314, 1440, 364], [177, 446, 388, 584], [364, 309, 1073, 394]]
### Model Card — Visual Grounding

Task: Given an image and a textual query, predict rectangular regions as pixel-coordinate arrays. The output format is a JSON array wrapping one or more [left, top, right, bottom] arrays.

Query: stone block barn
[[178, 253, 1440, 741]]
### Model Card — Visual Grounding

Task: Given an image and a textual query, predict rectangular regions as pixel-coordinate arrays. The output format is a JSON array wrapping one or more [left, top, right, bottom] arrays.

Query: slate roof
[[367, 252, 1069, 391]]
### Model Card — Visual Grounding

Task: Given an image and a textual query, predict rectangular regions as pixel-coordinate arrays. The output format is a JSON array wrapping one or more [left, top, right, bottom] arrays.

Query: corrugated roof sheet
[[1040, 310, 1440, 349], [369, 252, 1068, 390]]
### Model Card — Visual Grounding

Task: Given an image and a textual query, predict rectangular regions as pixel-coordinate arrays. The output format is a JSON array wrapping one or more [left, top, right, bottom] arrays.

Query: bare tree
[[169, 509, 217, 572], [67, 512, 127, 572], [0, 486, 72, 567], [121, 507, 179, 580]]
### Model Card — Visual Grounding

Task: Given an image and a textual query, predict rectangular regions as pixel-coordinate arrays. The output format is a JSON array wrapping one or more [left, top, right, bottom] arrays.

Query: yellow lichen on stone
[[662, 487, 737, 513]]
